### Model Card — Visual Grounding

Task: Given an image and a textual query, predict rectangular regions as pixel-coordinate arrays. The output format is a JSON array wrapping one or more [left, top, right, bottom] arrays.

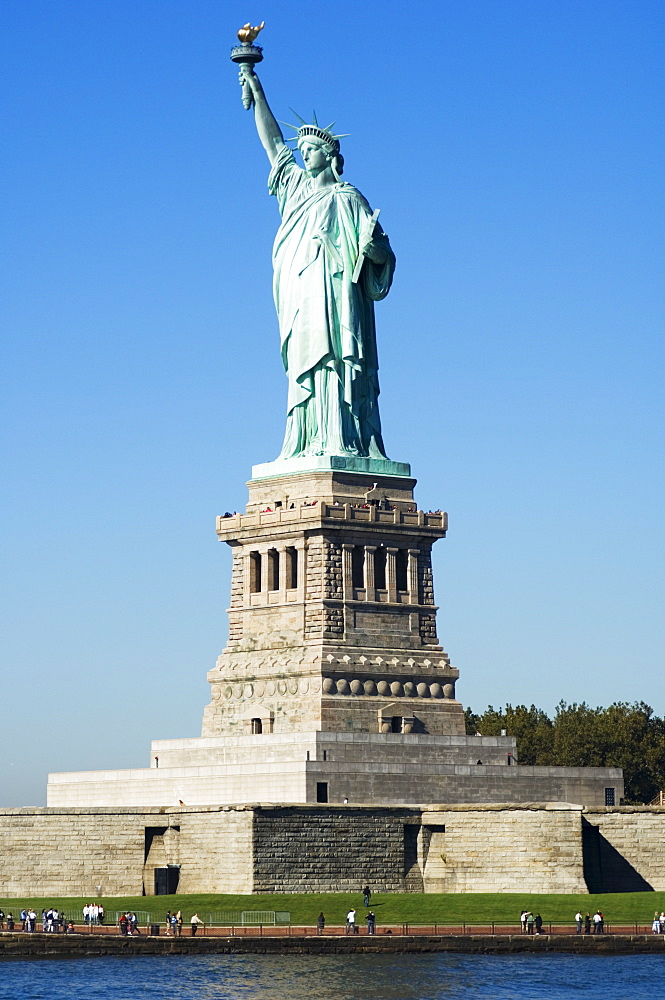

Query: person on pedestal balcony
[[239, 65, 396, 462]]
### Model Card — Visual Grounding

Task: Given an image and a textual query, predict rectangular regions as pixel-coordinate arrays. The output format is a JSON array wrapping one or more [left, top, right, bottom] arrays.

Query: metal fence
[[44, 909, 112, 924], [206, 910, 291, 926], [37, 909, 291, 928], [59, 909, 152, 924], [7, 917, 661, 937]]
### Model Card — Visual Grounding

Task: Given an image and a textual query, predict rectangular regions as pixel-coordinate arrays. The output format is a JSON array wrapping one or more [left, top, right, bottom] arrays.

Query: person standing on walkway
[[526, 912, 534, 935], [346, 909, 356, 935], [520, 910, 528, 934], [575, 911, 582, 934], [534, 914, 543, 935], [366, 911, 376, 935], [190, 913, 203, 936], [584, 912, 591, 934], [317, 912, 325, 935]]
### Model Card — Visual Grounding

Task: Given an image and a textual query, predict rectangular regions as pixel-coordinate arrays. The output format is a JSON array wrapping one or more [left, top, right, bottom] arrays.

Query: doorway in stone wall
[[154, 865, 180, 895], [143, 826, 180, 895]]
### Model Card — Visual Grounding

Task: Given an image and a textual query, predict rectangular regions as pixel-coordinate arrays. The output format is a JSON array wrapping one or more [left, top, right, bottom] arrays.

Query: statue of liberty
[[237, 61, 396, 463]]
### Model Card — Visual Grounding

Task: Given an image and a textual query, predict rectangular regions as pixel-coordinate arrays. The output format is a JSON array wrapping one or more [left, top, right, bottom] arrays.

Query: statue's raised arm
[[238, 66, 286, 167]]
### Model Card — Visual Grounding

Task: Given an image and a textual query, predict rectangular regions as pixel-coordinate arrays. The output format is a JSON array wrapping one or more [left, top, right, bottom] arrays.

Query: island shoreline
[[2, 932, 665, 961]]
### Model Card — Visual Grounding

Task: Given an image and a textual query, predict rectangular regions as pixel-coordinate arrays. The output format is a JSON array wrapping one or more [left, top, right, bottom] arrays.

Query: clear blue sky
[[2, 0, 663, 805]]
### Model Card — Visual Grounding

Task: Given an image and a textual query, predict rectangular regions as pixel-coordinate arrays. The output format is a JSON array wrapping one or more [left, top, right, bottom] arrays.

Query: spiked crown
[[281, 111, 349, 154]]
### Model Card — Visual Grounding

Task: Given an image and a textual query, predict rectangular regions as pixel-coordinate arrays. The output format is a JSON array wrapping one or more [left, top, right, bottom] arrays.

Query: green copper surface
[[237, 62, 407, 471], [251, 455, 412, 482]]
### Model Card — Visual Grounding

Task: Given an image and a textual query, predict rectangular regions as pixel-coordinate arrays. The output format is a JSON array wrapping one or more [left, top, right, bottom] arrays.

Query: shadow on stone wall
[[582, 818, 653, 892], [403, 824, 423, 891]]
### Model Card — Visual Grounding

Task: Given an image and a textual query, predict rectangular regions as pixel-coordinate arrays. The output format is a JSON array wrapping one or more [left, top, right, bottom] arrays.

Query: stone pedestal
[[45, 465, 624, 814], [202, 469, 464, 739]]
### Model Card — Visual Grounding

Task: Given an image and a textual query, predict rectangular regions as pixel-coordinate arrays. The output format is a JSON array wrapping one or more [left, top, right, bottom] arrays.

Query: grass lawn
[[1, 892, 664, 926]]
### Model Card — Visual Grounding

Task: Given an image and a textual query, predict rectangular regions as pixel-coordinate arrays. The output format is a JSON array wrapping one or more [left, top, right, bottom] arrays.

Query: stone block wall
[[323, 538, 343, 600], [418, 805, 587, 894], [303, 761, 622, 809], [177, 808, 254, 894], [0, 808, 148, 897], [252, 805, 419, 893], [229, 547, 244, 608], [582, 807, 665, 892], [0, 806, 255, 897], [418, 546, 435, 606], [1, 803, 665, 897]]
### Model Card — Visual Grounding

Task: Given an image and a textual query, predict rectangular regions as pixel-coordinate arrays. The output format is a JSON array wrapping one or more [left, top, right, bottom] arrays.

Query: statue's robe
[[268, 145, 395, 459]]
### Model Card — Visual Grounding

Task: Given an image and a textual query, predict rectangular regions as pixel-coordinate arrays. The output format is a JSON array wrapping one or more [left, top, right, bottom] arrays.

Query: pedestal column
[[408, 548, 420, 603], [342, 544, 354, 601], [364, 545, 377, 603], [386, 547, 398, 604]]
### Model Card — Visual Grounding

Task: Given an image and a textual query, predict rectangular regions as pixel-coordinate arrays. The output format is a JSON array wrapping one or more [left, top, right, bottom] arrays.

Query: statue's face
[[299, 139, 330, 174]]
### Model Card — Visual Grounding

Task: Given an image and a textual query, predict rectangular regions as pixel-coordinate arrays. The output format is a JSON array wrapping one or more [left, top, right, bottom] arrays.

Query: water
[[0, 953, 663, 1000]]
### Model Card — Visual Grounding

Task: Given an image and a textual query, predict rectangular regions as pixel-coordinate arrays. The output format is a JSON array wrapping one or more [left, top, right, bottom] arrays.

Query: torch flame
[[237, 21, 265, 45]]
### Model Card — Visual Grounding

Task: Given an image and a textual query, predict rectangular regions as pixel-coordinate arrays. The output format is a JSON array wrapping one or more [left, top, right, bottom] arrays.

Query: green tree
[[553, 700, 665, 803], [464, 707, 481, 735], [466, 704, 554, 765], [466, 699, 665, 803]]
